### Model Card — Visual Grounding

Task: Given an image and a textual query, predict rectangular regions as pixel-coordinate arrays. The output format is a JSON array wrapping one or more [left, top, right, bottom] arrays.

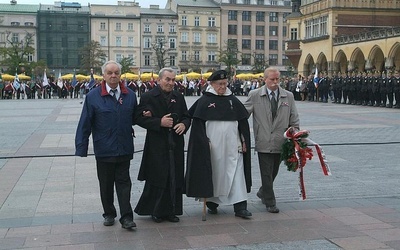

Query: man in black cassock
[[134, 68, 191, 223], [185, 70, 252, 219]]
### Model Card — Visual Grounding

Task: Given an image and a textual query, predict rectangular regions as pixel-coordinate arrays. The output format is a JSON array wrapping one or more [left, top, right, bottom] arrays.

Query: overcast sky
[[0, 0, 168, 8]]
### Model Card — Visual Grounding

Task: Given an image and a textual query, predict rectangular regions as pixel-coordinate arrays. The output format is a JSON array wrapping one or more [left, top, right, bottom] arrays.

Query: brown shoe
[[266, 205, 279, 213]]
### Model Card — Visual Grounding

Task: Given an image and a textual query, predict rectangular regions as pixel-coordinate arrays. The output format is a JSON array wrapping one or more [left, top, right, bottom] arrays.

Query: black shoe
[[266, 205, 280, 213], [256, 190, 266, 204], [207, 208, 218, 214], [103, 216, 115, 226], [166, 215, 180, 222], [151, 215, 163, 223], [235, 209, 252, 219], [121, 218, 136, 229]]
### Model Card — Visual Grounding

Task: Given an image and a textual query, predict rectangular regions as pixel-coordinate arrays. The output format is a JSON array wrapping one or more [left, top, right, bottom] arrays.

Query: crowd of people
[[75, 60, 300, 231]]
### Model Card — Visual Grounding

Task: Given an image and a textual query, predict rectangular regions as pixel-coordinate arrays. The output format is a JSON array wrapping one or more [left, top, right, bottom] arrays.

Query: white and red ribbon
[[284, 127, 332, 200]]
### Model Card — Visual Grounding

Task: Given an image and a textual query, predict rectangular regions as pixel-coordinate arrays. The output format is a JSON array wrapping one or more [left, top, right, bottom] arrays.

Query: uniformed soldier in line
[[349, 71, 357, 105], [340, 72, 347, 104], [379, 71, 388, 107], [331, 72, 338, 103], [355, 71, 363, 105], [360, 72, 368, 106], [372, 71, 380, 107], [386, 70, 395, 108], [393, 70, 400, 108], [366, 71, 374, 106]]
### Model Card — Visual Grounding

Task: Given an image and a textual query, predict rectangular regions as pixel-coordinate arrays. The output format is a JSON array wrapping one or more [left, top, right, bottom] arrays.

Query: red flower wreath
[[281, 127, 313, 172]]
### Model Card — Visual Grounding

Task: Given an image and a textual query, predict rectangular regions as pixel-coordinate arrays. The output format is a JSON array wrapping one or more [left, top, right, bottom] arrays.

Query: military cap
[[208, 70, 228, 81]]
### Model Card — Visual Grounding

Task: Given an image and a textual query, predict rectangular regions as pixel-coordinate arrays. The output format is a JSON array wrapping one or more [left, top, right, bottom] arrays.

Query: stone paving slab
[[0, 97, 400, 249]]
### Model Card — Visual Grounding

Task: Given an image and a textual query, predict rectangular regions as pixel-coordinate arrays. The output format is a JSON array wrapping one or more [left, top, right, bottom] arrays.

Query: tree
[[0, 31, 35, 75], [252, 53, 269, 73], [79, 40, 106, 74], [152, 37, 172, 71], [119, 57, 135, 74], [218, 40, 241, 80]]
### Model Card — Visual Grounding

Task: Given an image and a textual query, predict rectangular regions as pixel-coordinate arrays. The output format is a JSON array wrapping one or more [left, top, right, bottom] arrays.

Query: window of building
[[116, 36, 122, 47], [144, 55, 150, 66], [144, 24, 150, 32], [229, 0, 237, 3], [47, 22, 52, 30], [228, 10, 237, 20], [24, 22, 34, 26], [269, 12, 278, 22], [305, 15, 328, 39], [194, 32, 201, 43], [208, 51, 216, 62], [181, 50, 187, 61], [290, 28, 297, 40], [11, 22, 20, 26], [61, 21, 67, 30], [269, 54, 278, 65], [207, 33, 217, 43], [242, 39, 251, 50], [78, 21, 84, 31], [242, 25, 251, 35], [12, 33, 19, 43], [194, 16, 200, 26], [228, 25, 237, 35], [242, 11, 251, 21], [144, 37, 151, 48], [228, 39, 238, 49], [78, 38, 84, 47], [100, 36, 106, 46], [271, 0, 278, 5], [194, 51, 200, 61], [47, 53, 53, 65], [100, 22, 106, 30], [170, 56, 176, 66], [256, 25, 264, 36], [256, 11, 265, 21], [257, 0, 265, 4], [27, 53, 33, 62], [169, 25, 176, 33], [169, 38, 176, 49], [269, 40, 278, 50], [128, 23, 133, 31], [116, 22, 121, 31], [62, 52, 68, 65], [242, 54, 251, 65], [255, 40, 264, 50], [157, 25, 164, 33], [181, 16, 187, 26], [128, 37, 134, 47], [283, 26, 287, 37], [282, 55, 289, 66], [128, 54, 134, 62], [62, 36, 67, 48], [269, 26, 278, 36], [208, 17, 216, 27], [116, 54, 122, 62], [181, 32, 188, 42], [243, 0, 250, 4]]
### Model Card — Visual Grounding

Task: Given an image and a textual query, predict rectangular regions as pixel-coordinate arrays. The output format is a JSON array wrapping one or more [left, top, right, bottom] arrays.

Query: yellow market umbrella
[[175, 74, 184, 81], [18, 73, 31, 80], [186, 72, 201, 80], [140, 72, 158, 81], [76, 74, 87, 81], [92, 74, 103, 80], [121, 73, 139, 80], [253, 72, 264, 78], [1, 74, 15, 81], [202, 72, 213, 79], [61, 73, 74, 80]]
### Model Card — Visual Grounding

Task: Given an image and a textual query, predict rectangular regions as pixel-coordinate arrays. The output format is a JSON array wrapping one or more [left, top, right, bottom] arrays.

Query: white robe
[[205, 120, 247, 205]]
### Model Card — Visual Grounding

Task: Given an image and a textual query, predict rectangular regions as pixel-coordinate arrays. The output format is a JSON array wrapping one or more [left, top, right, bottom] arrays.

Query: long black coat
[[135, 86, 191, 189]]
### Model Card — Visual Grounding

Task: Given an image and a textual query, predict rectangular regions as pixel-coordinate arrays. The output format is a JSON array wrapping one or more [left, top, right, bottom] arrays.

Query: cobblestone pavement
[[0, 96, 400, 250]]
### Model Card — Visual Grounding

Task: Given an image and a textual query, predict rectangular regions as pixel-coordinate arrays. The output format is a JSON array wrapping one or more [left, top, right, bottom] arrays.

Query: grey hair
[[158, 67, 176, 78], [264, 67, 280, 78], [101, 60, 122, 74]]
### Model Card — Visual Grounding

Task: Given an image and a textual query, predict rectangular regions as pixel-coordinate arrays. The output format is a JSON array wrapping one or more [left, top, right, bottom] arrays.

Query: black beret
[[208, 70, 228, 81]]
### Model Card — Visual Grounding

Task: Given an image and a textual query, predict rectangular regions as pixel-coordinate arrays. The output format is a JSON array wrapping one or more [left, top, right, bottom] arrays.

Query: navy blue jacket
[[75, 81, 137, 159]]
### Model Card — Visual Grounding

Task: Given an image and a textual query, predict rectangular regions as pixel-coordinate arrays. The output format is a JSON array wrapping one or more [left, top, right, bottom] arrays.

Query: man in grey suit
[[244, 67, 300, 213]]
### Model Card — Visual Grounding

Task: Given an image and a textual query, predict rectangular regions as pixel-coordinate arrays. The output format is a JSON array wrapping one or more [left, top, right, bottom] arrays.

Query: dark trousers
[[257, 152, 281, 207], [96, 160, 133, 222]]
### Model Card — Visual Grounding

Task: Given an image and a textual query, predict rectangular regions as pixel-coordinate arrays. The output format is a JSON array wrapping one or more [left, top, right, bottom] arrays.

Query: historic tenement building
[[285, 0, 400, 77]]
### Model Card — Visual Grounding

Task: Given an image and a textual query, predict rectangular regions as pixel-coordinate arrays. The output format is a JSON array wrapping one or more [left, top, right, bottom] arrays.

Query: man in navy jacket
[[75, 60, 137, 230]]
